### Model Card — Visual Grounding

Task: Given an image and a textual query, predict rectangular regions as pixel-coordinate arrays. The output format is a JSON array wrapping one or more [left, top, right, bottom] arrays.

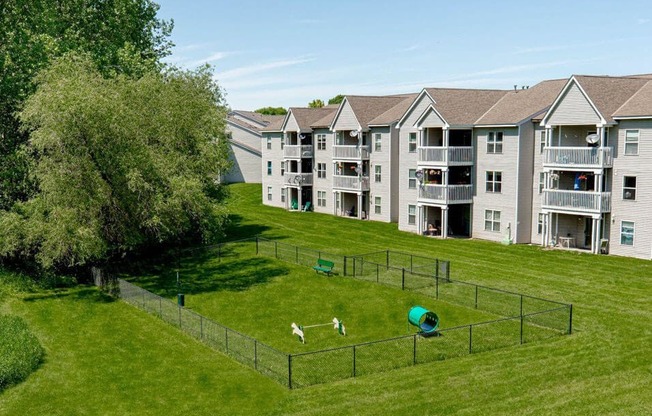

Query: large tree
[[0, 0, 173, 209], [0, 54, 231, 270]]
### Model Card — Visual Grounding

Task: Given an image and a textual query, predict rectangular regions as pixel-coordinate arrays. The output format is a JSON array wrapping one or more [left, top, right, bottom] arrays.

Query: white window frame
[[267, 186, 272, 201], [486, 171, 502, 193], [620, 220, 634, 246], [335, 192, 341, 211], [539, 172, 545, 194], [374, 133, 382, 151], [623, 176, 636, 200], [317, 134, 326, 150], [281, 188, 286, 203], [280, 161, 285, 176], [317, 163, 326, 179], [375, 165, 382, 183], [317, 191, 326, 207], [537, 213, 543, 234], [408, 204, 416, 225], [484, 210, 501, 232], [280, 135, 284, 149], [374, 196, 382, 214], [539, 130, 546, 153], [624, 130, 639, 155], [408, 169, 417, 189], [487, 131, 503, 154], [267, 161, 272, 176], [408, 133, 417, 152], [266, 136, 272, 150]]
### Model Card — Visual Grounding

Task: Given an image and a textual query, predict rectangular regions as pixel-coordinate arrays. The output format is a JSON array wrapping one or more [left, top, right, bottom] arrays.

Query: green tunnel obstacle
[[408, 306, 440, 334]]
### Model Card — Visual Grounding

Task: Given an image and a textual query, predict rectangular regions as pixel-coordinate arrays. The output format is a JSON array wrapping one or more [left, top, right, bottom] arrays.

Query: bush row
[[0, 315, 44, 391]]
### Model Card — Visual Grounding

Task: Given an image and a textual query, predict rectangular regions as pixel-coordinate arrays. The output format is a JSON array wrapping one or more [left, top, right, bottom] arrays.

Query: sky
[[155, 0, 652, 110]]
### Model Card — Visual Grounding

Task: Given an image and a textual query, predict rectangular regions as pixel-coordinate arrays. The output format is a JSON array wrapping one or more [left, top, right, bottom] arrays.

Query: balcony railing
[[418, 184, 473, 204], [543, 147, 613, 168], [332, 175, 370, 192], [332, 145, 370, 160], [283, 172, 313, 186], [542, 190, 611, 214], [283, 144, 313, 159], [418, 146, 473, 165]]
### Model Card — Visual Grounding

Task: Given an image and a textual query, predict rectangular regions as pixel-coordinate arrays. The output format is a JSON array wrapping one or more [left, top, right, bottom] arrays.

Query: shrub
[[0, 315, 45, 390]]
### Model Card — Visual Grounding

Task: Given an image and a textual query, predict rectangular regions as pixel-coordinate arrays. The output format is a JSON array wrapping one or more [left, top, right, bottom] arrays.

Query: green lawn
[[1, 183, 651, 415]]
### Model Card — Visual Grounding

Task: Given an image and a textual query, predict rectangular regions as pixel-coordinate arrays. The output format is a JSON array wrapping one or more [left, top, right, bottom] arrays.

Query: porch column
[[443, 127, 449, 147], [298, 187, 302, 210], [442, 207, 449, 239], [594, 217, 602, 254], [542, 213, 548, 247], [545, 126, 552, 147], [357, 193, 362, 220], [333, 191, 337, 216], [417, 204, 423, 235], [418, 128, 424, 147]]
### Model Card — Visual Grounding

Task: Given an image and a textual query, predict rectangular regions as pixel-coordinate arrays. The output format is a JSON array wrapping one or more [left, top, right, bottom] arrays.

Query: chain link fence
[[99, 236, 572, 389]]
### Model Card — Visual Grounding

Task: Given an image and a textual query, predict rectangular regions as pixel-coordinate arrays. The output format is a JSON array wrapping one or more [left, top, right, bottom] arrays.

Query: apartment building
[[254, 74, 652, 260], [224, 110, 284, 183]]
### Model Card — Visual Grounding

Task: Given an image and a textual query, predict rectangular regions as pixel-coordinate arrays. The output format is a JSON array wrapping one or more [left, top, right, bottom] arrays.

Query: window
[[374, 133, 382, 151], [408, 205, 416, 225], [374, 197, 382, 214], [408, 132, 417, 152], [486, 171, 502, 193], [537, 213, 543, 234], [487, 131, 503, 153], [317, 191, 326, 207], [408, 169, 417, 189], [623, 176, 636, 200], [317, 163, 326, 179], [539, 130, 546, 153], [281, 188, 286, 203], [280, 135, 284, 149], [625, 130, 639, 155], [375, 165, 382, 183], [267, 186, 272, 201], [317, 134, 326, 150], [335, 192, 341, 210], [620, 221, 634, 245], [484, 210, 501, 232], [266, 136, 272, 150], [267, 161, 272, 176], [280, 161, 285, 176], [539, 172, 545, 194]]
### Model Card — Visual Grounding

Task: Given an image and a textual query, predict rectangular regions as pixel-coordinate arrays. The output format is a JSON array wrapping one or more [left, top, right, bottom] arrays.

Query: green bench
[[313, 258, 334, 276]]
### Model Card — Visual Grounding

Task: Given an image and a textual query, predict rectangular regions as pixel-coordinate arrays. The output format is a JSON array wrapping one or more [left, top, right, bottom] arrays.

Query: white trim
[[396, 89, 436, 128], [613, 115, 652, 120], [328, 97, 362, 132], [413, 103, 449, 129], [540, 76, 607, 127]]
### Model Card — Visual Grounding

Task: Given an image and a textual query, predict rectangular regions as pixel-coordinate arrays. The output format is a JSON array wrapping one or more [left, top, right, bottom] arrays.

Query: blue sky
[[156, 0, 652, 110]]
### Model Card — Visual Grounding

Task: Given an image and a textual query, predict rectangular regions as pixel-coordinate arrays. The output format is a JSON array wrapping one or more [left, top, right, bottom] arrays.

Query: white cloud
[[637, 18, 650, 25], [186, 52, 229, 67], [215, 56, 316, 80]]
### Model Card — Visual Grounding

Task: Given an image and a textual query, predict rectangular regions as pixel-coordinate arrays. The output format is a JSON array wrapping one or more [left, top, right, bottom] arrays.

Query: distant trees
[[0, 55, 231, 270], [255, 107, 287, 115], [328, 94, 345, 105], [308, 99, 324, 108]]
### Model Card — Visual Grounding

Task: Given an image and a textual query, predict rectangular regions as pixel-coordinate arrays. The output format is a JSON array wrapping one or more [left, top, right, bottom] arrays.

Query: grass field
[[1, 183, 651, 415]]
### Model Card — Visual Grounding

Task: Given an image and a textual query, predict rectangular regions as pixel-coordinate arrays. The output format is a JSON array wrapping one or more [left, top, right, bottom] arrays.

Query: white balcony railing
[[283, 144, 313, 159], [542, 190, 611, 213], [418, 184, 473, 203], [418, 146, 473, 165], [283, 172, 313, 186], [332, 175, 370, 191], [543, 147, 613, 168], [332, 145, 370, 160]]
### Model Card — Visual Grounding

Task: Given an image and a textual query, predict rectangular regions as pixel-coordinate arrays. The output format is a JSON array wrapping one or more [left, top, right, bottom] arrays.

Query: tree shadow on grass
[[21, 287, 116, 303], [223, 213, 271, 240]]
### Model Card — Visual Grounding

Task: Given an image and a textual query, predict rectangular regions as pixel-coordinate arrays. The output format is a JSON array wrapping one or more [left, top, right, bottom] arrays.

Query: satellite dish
[[585, 134, 600, 144], [415, 170, 424, 181], [298, 134, 305, 140], [349, 130, 359, 137]]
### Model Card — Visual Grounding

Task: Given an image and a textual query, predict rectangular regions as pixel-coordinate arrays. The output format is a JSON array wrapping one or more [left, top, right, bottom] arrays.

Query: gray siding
[[547, 82, 602, 126], [332, 100, 361, 131], [417, 106, 446, 128], [516, 122, 535, 243], [529, 126, 547, 244], [312, 128, 334, 215], [224, 123, 262, 183], [285, 113, 299, 132], [260, 131, 285, 208], [609, 120, 652, 259], [369, 126, 393, 222]]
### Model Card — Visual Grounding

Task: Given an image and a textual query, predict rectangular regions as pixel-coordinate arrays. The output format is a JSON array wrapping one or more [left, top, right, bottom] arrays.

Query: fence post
[[352, 346, 356, 378], [469, 325, 473, 354], [386, 250, 389, 270], [520, 295, 523, 316], [256, 236, 259, 255], [435, 275, 439, 299], [568, 304, 573, 334], [475, 285, 478, 309], [288, 355, 292, 389], [413, 334, 417, 365], [435, 259, 439, 279], [410, 255, 413, 273], [520, 314, 524, 345], [445, 261, 450, 282], [402, 268, 405, 290], [343, 256, 347, 276]]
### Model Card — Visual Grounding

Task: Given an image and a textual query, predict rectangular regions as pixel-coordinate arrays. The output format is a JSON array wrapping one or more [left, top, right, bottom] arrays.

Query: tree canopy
[[0, 0, 173, 210], [0, 55, 231, 270], [254, 107, 287, 115], [308, 99, 324, 108], [328, 94, 345, 105]]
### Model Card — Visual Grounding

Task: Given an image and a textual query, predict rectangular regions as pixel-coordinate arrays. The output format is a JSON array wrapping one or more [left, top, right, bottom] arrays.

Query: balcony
[[332, 145, 370, 160], [418, 146, 473, 166], [418, 184, 473, 204], [543, 147, 613, 169], [283, 144, 313, 159], [283, 172, 313, 187], [332, 175, 370, 192], [542, 190, 611, 214]]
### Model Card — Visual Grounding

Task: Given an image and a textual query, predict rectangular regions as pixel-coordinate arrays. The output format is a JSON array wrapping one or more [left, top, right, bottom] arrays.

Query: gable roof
[[229, 110, 269, 127], [284, 107, 338, 132], [573, 75, 649, 123], [475, 79, 567, 126], [332, 94, 417, 130], [613, 80, 652, 118], [423, 88, 508, 126], [368, 93, 419, 126]]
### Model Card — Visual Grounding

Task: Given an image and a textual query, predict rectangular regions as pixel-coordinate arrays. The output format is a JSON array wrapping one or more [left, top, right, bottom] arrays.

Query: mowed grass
[[122, 245, 499, 352], [1, 183, 651, 415]]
